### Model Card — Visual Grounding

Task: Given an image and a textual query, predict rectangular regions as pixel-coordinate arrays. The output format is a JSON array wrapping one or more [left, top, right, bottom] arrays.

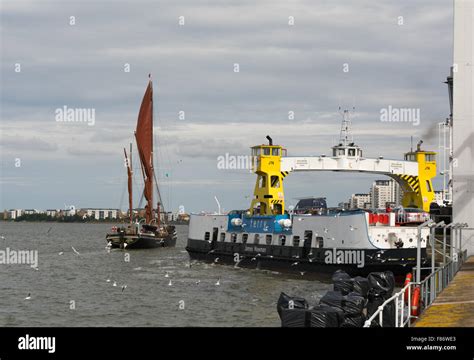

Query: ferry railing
[[363, 254, 465, 328], [363, 221, 468, 328]]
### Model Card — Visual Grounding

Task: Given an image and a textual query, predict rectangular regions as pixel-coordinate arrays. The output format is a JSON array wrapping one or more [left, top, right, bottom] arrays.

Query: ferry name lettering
[[245, 246, 266, 253]]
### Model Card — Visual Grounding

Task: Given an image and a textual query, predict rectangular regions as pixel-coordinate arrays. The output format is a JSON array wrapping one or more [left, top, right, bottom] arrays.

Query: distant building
[[82, 208, 119, 220], [349, 193, 371, 209], [159, 211, 175, 222], [46, 209, 59, 217], [23, 209, 40, 215], [177, 213, 190, 222], [8, 209, 23, 219], [338, 201, 350, 210], [370, 179, 402, 209], [65, 205, 76, 216], [433, 191, 444, 206]]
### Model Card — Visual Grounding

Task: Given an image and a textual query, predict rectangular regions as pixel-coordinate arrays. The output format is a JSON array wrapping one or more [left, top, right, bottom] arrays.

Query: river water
[[0, 222, 331, 327]]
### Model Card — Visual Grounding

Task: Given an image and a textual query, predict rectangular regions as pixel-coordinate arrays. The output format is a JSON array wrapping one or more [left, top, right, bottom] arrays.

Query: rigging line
[[152, 84, 174, 217], [153, 169, 165, 214], [157, 127, 173, 213], [138, 188, 145, 209], [153, 103, 173, 213], [118, 173, 127, 212], [155, 140, 171, 212]]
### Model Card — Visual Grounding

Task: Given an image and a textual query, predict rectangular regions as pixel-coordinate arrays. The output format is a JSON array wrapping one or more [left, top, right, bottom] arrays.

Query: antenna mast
[[338, 108, 354, 146]]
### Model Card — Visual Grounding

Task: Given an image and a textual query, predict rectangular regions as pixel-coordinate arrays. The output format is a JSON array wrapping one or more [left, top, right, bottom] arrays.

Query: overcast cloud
[[0, 0, 453, 212]]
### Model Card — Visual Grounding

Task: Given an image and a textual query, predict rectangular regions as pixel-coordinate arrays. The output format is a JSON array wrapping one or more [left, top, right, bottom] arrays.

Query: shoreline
[[1, 220, 189, 225]]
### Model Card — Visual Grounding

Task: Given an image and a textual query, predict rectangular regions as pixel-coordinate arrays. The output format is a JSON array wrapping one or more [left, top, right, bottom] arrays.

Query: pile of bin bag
[[277, 269, 396, 327]]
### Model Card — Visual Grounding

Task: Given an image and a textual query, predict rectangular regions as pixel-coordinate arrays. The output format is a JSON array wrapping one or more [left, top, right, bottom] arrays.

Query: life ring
[[411, 286, 421, 316], [404, 273, 412, 303]]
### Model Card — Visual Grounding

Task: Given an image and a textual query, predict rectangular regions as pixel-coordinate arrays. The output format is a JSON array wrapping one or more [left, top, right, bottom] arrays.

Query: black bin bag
[[343, 292, 365, 316], [319, 291, 344, 311], [367, 295, 396, 327], [277, 292, 309, 318], [309, 305, 344, 328], [281, 308, 309, 327], [341, 313, 367, 328], [332, 270, 354, 295], [367, 271, 395, 298], [352, 276, 369, 298]]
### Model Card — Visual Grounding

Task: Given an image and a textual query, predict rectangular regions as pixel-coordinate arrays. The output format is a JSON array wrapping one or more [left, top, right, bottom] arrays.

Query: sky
[[0, 0, 454, 213]]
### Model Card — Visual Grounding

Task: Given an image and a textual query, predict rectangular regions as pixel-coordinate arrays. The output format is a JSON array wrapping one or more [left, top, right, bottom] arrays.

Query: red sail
[[135, 80, 154, 223]]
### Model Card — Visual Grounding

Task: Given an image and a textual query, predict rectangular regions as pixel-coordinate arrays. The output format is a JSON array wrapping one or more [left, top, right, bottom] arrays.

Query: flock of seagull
[[21, 235, 223, 302], [17, 222, 367, 302]]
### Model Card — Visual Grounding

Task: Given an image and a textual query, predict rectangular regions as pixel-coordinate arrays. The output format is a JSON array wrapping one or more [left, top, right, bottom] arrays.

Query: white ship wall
[[291, 213, 372, 249], [453, 0, 474, 256], [188, 214, 228, 239]]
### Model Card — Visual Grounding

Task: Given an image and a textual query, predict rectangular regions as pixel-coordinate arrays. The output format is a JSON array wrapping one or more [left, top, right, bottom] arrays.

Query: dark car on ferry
[[294, 197, 327, 214]]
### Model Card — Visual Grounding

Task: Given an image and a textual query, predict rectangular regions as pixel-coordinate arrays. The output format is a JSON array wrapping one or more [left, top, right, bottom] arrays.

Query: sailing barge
[[106, 78, 177, 249]]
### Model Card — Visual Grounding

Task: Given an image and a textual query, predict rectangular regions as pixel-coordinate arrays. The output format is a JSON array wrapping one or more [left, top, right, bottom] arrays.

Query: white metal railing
[[418, 249, 466, 308], [363, 282, 412, 328], [363, 254, 465, 327], [363, 220, 469, 327]]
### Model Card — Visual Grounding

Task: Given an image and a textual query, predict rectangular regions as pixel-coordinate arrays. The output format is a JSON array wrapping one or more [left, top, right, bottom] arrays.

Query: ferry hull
[[186, 238, 426, 276]]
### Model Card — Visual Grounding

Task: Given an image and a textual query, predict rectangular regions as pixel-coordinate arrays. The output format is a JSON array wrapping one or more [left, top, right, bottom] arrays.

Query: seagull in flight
[[24, 293, 31, 300], [121, 285, 127, 292], [71, 246, 80, 255], [215, 278, 221, 286]]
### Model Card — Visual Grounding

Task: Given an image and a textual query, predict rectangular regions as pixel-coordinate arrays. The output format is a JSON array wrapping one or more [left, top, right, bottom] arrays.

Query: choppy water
[[0, 222, 331, 326]]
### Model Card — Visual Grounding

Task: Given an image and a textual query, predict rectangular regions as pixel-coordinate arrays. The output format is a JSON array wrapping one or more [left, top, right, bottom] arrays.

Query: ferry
[[186, 113, 436, 275]]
